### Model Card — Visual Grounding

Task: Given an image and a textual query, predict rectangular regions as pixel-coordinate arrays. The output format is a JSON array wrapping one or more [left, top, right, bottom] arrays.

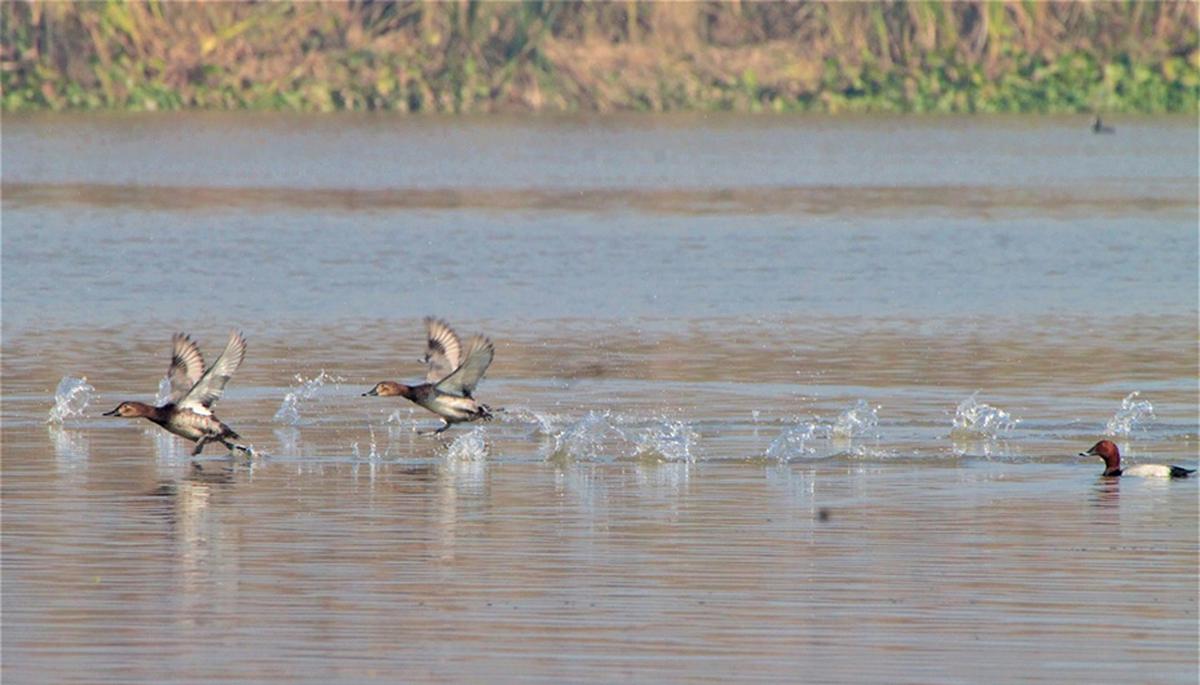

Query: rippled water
[[3, 114, 1197, 683]]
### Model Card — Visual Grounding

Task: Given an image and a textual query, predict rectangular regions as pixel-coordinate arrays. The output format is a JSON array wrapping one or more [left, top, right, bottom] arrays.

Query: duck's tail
[[1169, 466, 1196, 478]]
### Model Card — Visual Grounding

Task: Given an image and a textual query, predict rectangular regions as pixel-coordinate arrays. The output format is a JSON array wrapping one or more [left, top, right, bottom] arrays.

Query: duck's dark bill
[[102, 407, 119, 416], [362, 388, 378, 396]]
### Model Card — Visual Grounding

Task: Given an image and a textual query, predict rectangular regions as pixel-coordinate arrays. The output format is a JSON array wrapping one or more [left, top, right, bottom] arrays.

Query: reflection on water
[[7, 424, 1199, 684], [1090, 476, 1124, 509], [48, 426, 89, 484], [3, 115, 1197, 683], [951, 436, 1019, 459]]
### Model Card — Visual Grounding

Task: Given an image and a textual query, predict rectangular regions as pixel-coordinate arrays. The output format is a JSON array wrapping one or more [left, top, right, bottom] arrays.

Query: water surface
[[3, 113, 1197, 683]]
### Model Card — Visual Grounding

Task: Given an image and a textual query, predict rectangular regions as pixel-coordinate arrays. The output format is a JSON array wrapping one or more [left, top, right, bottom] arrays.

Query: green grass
[[2, 1, 1196, 114]]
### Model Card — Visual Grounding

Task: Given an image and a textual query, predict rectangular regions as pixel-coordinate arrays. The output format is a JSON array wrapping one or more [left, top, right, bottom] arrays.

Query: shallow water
[[3, 113, 1198, 683]]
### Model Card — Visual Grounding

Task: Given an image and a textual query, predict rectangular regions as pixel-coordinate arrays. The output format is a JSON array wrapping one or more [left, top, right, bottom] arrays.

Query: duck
[[1082, 440, 1194, 478], [363, 317, 494, 434], [1091, 116, 1115, 134], [104, 331, 248, 455]]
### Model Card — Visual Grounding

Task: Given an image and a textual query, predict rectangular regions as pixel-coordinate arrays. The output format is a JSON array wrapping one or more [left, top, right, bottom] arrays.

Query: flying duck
[[104, 331, 248, 455], [363, 317, 494, 434]]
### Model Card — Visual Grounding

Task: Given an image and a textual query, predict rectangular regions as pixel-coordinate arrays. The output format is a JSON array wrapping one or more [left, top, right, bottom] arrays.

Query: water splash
[[150, 425, 188, 462], [445, 426, 489, 460], [633, 418, 699, 463], [766, 423, 820, 461], [1104, 392, 1154, 437], [951, 392, 1018, 438], [832, 399, 880, 439], [274, 427, 301, 457], [47, 376, 96, 424], [499, 405, 560, 437], [385, 409, 414, 440], [527, 410, 558, 436], [273, 371, 344, 426], [527, 410, 556, 436], [154, 376, 172, 405], [766, 399, 882, 461], [548, 411, 628, 461], [351, 426, 380, 461], [146, 377, 188, 462]]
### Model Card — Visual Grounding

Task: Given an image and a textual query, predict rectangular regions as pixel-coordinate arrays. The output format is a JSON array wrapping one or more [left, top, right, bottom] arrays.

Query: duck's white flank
[[1120, 464, 1177, 478]]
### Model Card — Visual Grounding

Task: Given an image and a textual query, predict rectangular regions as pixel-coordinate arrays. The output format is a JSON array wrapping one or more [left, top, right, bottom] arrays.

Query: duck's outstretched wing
[[178, 331, 247, 414], [166, 333, 205, 404], [423, 317, 463, 383], [435, 335, 493, 398]]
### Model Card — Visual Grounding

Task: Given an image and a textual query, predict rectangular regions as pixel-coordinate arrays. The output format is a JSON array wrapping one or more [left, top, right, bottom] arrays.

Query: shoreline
[[3, 2, 1196, 114]]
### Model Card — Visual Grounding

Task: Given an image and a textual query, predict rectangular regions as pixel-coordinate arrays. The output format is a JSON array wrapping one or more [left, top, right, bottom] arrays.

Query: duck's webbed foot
[[222, 440, 255, 458], [419, 421, 452, 436], [191, 436, 211, 456]]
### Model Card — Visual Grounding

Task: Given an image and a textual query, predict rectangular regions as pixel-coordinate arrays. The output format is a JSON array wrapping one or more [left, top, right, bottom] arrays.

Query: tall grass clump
[[2, 1, 1196, 113]]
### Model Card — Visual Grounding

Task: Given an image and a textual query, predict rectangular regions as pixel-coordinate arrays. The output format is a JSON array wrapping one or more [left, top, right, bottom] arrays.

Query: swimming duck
[[363, 317, 494, 434], [104, 331, 248, 455], [1091, 116, 1115, 134], [1082, 440, 1194, 478]]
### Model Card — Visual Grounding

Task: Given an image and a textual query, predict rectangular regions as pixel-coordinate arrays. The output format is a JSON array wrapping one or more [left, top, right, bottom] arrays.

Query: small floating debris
[[47, 376, 95, 424], [1104, 392, 1154, 437]]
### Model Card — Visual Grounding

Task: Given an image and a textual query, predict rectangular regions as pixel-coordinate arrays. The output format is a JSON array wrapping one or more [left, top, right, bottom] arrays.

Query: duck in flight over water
[[104, 331, 249, 456], [1083, 440, 1194, 478], [363, 317, 495, 434]]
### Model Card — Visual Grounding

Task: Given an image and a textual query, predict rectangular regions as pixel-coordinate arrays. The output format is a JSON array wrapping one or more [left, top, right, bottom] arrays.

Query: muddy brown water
[[3, 113, 1197, 683]]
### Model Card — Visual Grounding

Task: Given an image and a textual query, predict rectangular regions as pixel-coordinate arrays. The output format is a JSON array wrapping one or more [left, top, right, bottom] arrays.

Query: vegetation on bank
[[2, 1, 1197, 114]]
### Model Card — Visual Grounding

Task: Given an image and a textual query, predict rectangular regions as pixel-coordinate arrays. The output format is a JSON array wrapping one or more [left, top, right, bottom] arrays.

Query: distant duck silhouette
[[363, 317, 495, 434], [1091, 116, 1115, 134], [104, 331, 249, 455]]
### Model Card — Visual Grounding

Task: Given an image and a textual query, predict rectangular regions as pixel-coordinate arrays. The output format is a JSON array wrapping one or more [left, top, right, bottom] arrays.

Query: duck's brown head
[[103, 401, 155, 418], [363, 381, 412, 399], [1082, 440, 1121, 473]]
